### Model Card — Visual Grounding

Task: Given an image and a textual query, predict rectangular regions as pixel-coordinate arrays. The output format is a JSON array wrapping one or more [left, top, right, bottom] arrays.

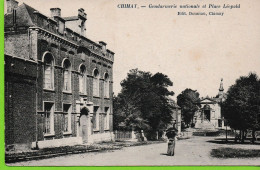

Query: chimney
[[78, 8, 87, 20], [99, 41, 107, 54], [50, 8, 61, 17], [78, 8, 87, 36], [99, 41, 107, 48], [6, 0, 18, 14]]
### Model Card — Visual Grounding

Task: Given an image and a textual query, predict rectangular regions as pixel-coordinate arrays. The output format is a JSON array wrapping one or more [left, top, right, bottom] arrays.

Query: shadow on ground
[[207, 138, 260, 145]]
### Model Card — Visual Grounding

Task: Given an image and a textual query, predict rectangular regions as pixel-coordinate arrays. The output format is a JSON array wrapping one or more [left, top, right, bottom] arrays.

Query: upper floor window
[[62, 59, 72, 92], [93, 69, 100, 97], [79, 64, 87, 94], [43, 52, 54, 90], [104, 73, 110, 98]]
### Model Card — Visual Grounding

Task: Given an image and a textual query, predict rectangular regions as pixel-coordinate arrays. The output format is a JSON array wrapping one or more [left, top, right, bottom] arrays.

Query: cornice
[[29, 27, 78, 49], [29, 27, 114, 64]]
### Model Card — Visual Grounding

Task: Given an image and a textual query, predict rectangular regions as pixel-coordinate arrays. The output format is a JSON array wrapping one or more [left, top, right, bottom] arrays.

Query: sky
[[6, 0, 260, 100]]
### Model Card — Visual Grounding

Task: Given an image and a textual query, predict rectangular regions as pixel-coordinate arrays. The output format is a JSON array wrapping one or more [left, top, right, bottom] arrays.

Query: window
[[104, 73, 109, 98], [93, 69, 100, 97], [104, 107, 109, 130], [63, 59, 71, 92], [79, 64, 87, 94], [93, 106, 99, 130], [44, 102, 54, 135], [44, 110, 51, 134], [63, 104, 71, 133], [43, 53, 54, 89]]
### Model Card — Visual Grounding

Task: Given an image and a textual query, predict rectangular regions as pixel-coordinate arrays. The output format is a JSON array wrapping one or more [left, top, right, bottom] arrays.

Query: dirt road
[[8, 136, 260, 166]]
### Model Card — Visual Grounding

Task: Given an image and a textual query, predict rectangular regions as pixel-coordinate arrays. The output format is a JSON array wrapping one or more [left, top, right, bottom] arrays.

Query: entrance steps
[[195, 119, 215, 130], [193, 120, 220, 136]]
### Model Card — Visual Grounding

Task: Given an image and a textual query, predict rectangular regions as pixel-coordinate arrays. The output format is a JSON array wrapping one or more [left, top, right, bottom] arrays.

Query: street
[[8, 136, 260, 166]]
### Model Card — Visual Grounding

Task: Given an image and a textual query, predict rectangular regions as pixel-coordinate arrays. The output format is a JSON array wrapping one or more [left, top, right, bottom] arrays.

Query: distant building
[[168, 99, 182, 134], [194, 79, 227, 129], [4, 0, 115, 151]]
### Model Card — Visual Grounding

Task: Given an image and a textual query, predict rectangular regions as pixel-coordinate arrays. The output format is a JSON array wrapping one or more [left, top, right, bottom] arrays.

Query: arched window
[[43, 52, 54, 89], [104, 73, 109, 98], [62, 59, 72, 92], [79, 64, 87, 94], [93, 69, 100, 97]]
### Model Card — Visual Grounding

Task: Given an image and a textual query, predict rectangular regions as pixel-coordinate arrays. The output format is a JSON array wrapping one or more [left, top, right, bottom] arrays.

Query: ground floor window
[[44, 102, 54, 135], [63, 104, 71, 133], [104, 107, 109, 130], [44, 112, 51, 134], [93, 106, 99, 130]]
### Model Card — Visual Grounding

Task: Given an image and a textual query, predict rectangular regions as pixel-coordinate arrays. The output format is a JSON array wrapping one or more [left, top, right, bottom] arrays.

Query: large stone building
[[194, 79, 227, 129], [168, 99, 182, 134], [4, 0, 115, 150]]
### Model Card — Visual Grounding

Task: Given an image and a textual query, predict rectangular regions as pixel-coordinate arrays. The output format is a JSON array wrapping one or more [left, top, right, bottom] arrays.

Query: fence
[[114, 130, 132, 140]]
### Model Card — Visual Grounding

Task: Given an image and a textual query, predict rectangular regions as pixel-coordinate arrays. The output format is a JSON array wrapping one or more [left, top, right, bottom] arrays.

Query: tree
[[113, 69, 174, 140], [222, 73, 260, 143], [177, 89, 200, 126]]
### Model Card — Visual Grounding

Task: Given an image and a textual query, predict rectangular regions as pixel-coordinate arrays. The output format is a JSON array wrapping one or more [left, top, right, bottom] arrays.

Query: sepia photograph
[[3, 0, 260, 166]]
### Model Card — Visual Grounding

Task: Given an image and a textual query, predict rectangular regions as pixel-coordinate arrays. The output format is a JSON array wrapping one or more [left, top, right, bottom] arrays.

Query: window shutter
[[97, 79, 99, 97], [106, 81, 109, 97], [64, 114, 68, 132], [85, 76, 87, 94], [44, 65, 52, 89], [104, 114, 107, 129], [64, 70, 69, 91], [93, 78, 97, 96], [44, 108, 51, 134], [79, 75, 83, 93], [93, 113, 96, 129], [103, 81, 108, 98]]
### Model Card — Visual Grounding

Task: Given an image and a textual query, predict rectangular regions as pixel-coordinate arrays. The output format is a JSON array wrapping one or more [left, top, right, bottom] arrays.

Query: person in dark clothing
[[165, 126, 178, 156]]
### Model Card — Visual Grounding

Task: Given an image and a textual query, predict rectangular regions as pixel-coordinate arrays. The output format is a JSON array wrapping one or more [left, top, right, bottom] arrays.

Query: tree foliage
[[222, 73, 260, 139], [113, 69, 174, 140], [177, 89, 200, 126]]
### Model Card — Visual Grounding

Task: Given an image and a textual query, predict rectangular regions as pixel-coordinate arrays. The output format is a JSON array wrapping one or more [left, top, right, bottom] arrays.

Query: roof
[[4, 2, 115, 56], [5, 3, 35, 27], [199, 97, 217, 103], [63, 16, 79, 21]]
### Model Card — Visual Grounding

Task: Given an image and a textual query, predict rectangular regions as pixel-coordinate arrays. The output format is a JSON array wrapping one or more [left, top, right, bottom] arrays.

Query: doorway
[[204, 110, 210, 121], [79, 107, 89, 143]]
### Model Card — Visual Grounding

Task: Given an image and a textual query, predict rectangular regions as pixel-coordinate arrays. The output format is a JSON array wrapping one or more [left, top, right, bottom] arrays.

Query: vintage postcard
[[3, 0, 260, 166]]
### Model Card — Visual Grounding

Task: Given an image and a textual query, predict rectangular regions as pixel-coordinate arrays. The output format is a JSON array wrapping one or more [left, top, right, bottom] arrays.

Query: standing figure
[[166, 126, 177, 156]]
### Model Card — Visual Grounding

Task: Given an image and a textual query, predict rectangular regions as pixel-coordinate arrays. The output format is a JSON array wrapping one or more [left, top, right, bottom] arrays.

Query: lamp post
[[222, 117, 227, 142]]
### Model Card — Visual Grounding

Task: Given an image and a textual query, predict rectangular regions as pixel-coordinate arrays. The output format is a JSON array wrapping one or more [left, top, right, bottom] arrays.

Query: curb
[[5, 141, 164, 163], [5, 149, 104, 163]]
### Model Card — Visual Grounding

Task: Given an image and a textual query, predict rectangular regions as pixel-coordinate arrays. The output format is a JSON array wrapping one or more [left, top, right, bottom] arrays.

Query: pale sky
[[7, 0, 260, 99]]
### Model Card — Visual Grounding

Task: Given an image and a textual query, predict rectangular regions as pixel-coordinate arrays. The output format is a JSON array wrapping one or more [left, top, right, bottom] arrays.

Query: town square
[[2, 0, 260, 167]]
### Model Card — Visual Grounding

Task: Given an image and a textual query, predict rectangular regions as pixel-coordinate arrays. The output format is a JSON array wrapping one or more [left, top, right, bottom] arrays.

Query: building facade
[[194, 79, 226, 129], [168, 99, 182, 134], [4, 0, 115, 150]]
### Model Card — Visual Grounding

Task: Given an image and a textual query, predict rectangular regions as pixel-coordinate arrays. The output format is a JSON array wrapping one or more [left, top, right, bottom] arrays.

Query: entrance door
[[79, 107, 89, 143], [204, 110, 210, 121]]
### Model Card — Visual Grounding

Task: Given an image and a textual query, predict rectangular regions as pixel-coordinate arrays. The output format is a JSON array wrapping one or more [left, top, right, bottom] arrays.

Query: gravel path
[[8, 136, 260, 166]]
